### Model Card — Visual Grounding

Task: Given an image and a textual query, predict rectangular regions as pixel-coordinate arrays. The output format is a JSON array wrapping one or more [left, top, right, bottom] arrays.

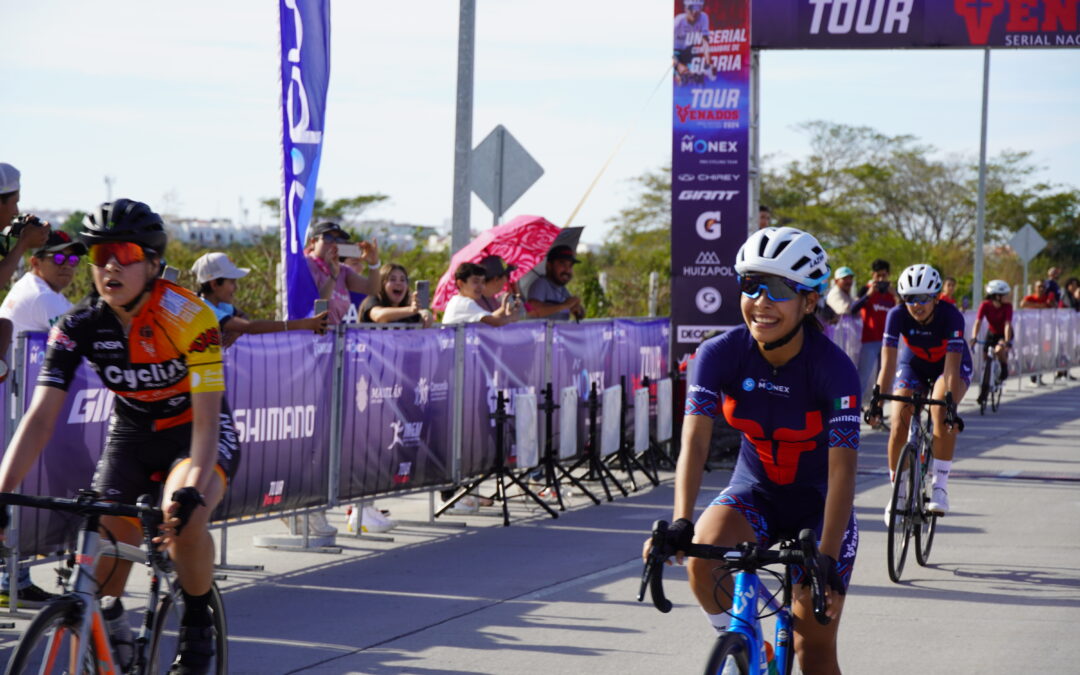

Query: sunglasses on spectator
[[902, 293, 935, 305], [321, 233, 348, 243], [738, 274, 813, 302], [88, 242, 150, 267], [47, 253, 81, 267]]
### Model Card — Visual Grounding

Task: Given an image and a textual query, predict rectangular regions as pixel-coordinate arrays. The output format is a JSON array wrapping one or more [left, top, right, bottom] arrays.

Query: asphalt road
[[2, 376, 1078, 674]]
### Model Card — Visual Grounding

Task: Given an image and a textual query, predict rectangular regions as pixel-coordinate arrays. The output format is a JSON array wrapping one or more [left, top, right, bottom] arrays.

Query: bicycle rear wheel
[[887, 445, 916, 583], [5, 595, 102, 675], [978, 356, 991, 415], [915, 442, 938, 566], [990, 360, 1003, 413], [146, 582, 228, 675], [702, 631, 753, 675]]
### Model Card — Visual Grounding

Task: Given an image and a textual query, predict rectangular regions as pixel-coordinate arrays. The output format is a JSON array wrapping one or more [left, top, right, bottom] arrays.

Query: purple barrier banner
[[822, 315, 862, 367], [459, 323, 546, 478], [752, 0, 1080, 49], [279, 0, 331, 320], [551, 321, 615, 459], [612, 319, 671, 423], [218, 332, 334, 519], [671, 0, 751, 365], [338, 326, 454, 499]]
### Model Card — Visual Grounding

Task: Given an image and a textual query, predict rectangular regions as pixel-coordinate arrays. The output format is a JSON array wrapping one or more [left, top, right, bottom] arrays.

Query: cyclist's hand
[[0, 504, 9, 534], [156, 487, 206, 546], [665, 517, 695, 565]]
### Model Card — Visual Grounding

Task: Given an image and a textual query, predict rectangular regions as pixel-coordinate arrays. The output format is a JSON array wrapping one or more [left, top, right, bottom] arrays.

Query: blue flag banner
[[279, 0, 331, 320]]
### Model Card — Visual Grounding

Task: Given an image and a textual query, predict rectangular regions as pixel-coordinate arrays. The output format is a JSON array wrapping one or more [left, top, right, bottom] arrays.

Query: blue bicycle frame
[[726, 562, 792, 674]]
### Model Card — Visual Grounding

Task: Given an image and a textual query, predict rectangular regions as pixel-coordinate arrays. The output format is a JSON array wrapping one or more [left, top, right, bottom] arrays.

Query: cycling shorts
[[984, 333, 1006, 350], [91, 412, 241, 506], [709, 484, 858, 592], [894, 359, 972, 394]]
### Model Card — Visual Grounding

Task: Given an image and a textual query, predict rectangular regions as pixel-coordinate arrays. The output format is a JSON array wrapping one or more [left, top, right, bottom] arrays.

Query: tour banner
[[279, 0, 331, 320], [338, 326, 454, 499], [612, 319, 670, 421], [219, 331, 334, 519], [459, 323, 545, 479], [751, 0, 1080, 49], [671, 0, 752, 364], [550, 321, 615, 461]]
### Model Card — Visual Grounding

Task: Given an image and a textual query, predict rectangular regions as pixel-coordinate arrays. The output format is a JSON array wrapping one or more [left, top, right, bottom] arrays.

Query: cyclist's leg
[[161, 460, 226, 598], [929, 373, 969, 464], [687, 487, 764, 617], [886, 385, 916, 479]]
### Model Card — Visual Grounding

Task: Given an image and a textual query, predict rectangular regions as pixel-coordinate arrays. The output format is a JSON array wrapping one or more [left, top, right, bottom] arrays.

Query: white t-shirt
[[441, 294, 491, 325], [0, 272, 73, 336]]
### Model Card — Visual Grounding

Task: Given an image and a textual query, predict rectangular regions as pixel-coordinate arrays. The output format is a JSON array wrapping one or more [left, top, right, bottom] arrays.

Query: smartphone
[[337, 243, 362, 259], [414, 280, 430, 310], [161, 265, 180, 283], [314, 299, 329, 316]]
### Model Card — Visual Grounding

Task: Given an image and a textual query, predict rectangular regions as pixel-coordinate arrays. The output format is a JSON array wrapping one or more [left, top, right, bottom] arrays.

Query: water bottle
[[764, 640, 778, 675]]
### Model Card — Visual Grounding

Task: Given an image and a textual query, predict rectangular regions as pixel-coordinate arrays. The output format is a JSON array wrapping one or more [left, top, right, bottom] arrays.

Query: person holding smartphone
[[851, 258, 899, 416], [304, 221, 379, 324], [359, 263, 434, 328]]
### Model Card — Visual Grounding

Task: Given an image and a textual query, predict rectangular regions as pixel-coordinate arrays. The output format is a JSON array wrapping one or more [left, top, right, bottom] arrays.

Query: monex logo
[[680, 134, 738, 155]]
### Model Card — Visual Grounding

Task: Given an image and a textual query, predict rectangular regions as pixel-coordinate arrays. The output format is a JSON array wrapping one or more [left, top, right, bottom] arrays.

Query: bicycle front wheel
[[702, 631, 753, 675], [990, 360, 1003, 413], [887, 445, 916, 583], [146, 583, 228, 675], [5, 595, 102, 675], [915, 443, 938, 567]]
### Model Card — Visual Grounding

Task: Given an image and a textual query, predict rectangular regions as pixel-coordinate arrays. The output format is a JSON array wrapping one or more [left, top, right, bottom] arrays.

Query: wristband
[[368, 260, 381, 270]]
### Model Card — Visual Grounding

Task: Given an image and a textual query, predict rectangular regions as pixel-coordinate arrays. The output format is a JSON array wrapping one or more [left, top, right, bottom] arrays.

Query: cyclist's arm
[[969, 316, 982, 344], [186, 390, 223, 496], [821, 446, 856, 560], [1003, 320, 1013, 344], [876, 345, 897, 395], [0, 386, 67, 496], [941, 350, 963, 398], [674, 414, 712, 522]]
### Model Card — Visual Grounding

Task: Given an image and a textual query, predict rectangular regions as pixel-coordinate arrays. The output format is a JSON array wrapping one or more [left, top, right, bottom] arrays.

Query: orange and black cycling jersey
[[40, 279, 225, 431]]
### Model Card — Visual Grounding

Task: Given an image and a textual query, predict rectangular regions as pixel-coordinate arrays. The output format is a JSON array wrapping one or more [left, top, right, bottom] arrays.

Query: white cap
[[191, 252, 250, 284], [0, 163, 20, 194]]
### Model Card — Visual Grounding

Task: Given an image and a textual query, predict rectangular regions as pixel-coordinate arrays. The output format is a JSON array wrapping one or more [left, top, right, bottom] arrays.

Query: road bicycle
[[975, 339, 1005, 415], [0, 490, 227, 674], [639, 520, 830, 675], [867, 387, 963, 583]]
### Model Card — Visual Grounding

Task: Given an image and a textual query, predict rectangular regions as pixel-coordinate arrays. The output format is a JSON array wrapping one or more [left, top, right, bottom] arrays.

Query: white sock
[[933, 459, 952, 489], [703, 608, 727, 635]]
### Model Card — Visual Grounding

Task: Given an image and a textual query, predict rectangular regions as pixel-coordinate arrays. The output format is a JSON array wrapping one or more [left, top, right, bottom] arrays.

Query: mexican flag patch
[[833, 396, 855, 410]]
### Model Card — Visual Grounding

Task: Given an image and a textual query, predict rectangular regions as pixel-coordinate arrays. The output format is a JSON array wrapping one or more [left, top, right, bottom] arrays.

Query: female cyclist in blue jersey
[[646, 227, 860, 675], [867, 263, 970, 517]]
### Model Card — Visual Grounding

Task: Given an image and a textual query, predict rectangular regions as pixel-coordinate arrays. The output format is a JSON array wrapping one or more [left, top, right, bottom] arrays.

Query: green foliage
[[61, 211, 87, 236], [259, 193, 388, 226]]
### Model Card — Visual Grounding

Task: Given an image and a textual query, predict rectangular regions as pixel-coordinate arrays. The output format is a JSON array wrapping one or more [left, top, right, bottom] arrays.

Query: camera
[[874, 281, 889, 294], [0, 213, 48, 256]]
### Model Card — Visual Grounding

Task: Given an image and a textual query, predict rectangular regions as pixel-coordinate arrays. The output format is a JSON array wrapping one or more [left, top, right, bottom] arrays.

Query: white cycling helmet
[[985, 279, 1010, 296], [684, 0, 705, 8], [897, 263, 943, 295], [734, 226, 830, 292]]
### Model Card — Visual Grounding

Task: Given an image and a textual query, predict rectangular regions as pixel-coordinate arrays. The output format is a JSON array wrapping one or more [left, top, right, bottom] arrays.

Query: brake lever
[[798, 529, 831, 626], [638, 520, 673, 613]]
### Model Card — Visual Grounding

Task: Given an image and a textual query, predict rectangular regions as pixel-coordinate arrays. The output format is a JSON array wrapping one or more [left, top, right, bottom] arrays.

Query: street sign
[[1008, 224, 1047, 263], [470, 125, 544, 223]]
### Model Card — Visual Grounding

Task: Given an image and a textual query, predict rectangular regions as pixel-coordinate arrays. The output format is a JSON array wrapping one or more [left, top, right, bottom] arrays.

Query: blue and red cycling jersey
[[883, 301, 972, 388], [685, 325, 861, 498]]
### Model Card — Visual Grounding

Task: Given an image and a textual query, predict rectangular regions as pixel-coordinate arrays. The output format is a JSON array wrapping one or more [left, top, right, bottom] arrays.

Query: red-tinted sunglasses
[[88, 242, 149, 267]]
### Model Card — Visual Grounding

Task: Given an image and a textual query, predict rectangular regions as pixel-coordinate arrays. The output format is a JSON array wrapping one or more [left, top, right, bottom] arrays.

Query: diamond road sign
[[1008, 224, 1047, 263], [469, 125, 544, 221]]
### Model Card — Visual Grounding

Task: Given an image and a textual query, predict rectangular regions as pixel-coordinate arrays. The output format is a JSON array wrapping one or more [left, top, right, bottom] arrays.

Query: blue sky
[[3, 1, 1078, 245]]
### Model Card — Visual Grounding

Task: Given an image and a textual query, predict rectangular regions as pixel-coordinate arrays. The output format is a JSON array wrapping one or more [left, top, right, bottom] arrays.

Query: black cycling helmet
[[80, 198, 167, 253]]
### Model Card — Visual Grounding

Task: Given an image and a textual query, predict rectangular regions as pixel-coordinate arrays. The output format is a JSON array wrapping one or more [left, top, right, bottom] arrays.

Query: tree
[[61, 211, 87, 237], [260, 193, 389, 227]]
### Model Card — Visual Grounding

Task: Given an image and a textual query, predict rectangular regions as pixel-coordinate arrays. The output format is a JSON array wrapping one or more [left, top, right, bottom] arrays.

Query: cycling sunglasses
[[88, 241, 150, 267], [49, 253, 81, 267], [902, 293, 936, 305], [738, 274, 813, 302]]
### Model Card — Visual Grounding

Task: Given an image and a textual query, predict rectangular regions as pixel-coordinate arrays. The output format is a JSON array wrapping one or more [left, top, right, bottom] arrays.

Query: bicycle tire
[[702, 631, 753, 675], [990, 360, 1002, 413], [5, 595, 102, 675], [978, 355, 991, 415], [146, 583, 228, 675], [887, 444, 916, 583], [915, 441, 938, 566]]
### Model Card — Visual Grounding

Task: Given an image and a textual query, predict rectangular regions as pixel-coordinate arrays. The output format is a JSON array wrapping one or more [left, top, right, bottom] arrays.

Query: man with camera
[[0, 163, 51, 290], [851, 258, 899, 415]]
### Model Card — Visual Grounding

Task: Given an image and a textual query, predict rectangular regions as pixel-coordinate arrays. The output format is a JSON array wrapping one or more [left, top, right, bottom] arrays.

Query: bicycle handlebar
[[865, 386, 964, 432], [638, 520, 831, 626]]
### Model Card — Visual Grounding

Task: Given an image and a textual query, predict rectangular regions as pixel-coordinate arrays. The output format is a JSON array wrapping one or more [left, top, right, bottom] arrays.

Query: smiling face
[[92, 256, 159, 309], [384, 268, 409, 305], [546, 259, 575, 286], [213, 278, 238, 305], [456, 274, 485, 301], [904, 296, 937, 323], [740, 285, 814, 345]]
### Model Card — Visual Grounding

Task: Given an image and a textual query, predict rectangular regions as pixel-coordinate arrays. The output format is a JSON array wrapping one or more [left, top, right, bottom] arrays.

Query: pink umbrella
[[433, 215, 563, 311]]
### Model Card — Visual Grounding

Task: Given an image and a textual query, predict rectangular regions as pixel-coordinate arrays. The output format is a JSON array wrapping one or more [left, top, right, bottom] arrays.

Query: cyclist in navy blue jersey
[[867, 263, 970, 517], [646, 227, 858, 674]]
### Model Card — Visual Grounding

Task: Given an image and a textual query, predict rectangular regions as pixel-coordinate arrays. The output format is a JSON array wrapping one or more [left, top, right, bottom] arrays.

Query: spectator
[[305, 221, 379, 324], [192, 252, 328, 349], [851, 258, 899, 417], [442, 262, 520, 325], [0, 162, 51, 289], [939, 276, 958, 305], [1020, 280, 1054, 309], [477, 255, 522, 315], [1044, 266, 1062, 306], [526, 245, 585, 321], [1062, 277, 1080, 312], [0, 164, 56, 609], [826, 266, 856, 316], [758, 204, 772, 230], [359, 263, 434, 327]]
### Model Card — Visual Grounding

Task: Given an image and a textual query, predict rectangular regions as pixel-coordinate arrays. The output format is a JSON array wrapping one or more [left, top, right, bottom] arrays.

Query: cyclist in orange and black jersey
[[0, 199, 233, 675]]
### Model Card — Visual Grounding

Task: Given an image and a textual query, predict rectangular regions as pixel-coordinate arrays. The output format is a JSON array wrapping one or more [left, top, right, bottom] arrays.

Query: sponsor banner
[[550, 321, 615, 459], [279, 0, 332, 319], [823, 315, 863, 366], [338, 326, 454, 498], [613, 318, 671, 422], [672, 0, 752, 363], [459, 323, 546, 478], [752, 0, 1080, 49]]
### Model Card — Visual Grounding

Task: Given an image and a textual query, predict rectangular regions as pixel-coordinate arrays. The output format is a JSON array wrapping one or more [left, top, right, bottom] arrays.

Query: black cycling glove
[[0, 505, 9, 531], [802, 553, 847, 596], [170, 487, 206, 536], [666, 518, 695, 555]]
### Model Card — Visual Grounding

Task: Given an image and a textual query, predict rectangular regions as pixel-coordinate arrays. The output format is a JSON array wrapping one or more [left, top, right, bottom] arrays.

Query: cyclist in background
[[867, 264, 970, 518], [648, 227, 858, 674], [0, 199, 236, 675], [970, 279, 1014, 404]]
